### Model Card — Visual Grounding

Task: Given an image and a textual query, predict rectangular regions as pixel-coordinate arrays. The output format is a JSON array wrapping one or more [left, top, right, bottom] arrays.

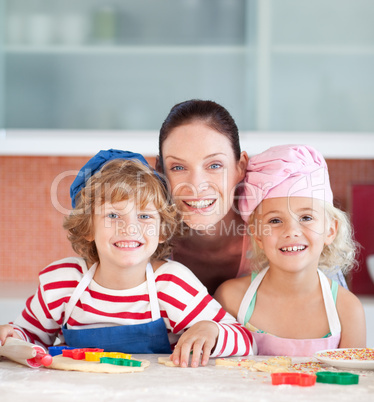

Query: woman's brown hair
[[158, 99, 241, 170]]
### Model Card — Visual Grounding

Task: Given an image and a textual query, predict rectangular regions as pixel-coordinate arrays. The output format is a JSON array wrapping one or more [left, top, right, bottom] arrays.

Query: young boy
[[0, 149, 255, 367]]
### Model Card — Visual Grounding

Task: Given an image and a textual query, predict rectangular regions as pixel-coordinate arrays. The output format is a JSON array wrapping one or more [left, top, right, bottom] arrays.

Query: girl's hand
[[171, 321, 218, 368], [0, 324, 22, 346]]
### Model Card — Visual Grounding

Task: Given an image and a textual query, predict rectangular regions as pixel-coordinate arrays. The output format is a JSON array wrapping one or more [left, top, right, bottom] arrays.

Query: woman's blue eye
[[171, 165, 184, 171], [209, 163, 221, 169], [138, 214, 151, 219], [108, 213, 119, 219], [301, 215, 313, 222]]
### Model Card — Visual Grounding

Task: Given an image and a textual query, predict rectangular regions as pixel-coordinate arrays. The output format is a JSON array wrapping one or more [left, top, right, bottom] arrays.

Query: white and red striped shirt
[[12, 257, 255, 357]]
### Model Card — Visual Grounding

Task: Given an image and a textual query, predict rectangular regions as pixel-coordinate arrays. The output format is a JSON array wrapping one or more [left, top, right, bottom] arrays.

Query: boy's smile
[[114, 240, 143, 249]]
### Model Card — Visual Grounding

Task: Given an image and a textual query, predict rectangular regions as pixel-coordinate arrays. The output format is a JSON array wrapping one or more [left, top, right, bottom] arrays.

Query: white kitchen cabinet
[[1, 0, 374, 132]]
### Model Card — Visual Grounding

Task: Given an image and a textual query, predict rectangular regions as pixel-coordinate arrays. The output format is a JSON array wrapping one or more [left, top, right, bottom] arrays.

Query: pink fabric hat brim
[[239, 144, 333, 222]]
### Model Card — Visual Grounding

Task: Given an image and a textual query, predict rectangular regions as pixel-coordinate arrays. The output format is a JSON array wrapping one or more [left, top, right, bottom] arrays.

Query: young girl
[[0, 150, 255, 367], [215, 144, 366, 356]]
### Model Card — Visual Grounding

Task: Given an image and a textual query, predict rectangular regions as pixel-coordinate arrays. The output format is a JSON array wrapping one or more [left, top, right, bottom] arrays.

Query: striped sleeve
[[211, 322, 255, 357], [12, 291, 62, 348], [155, 261, 256, 357], [11, 257, 86, 348]]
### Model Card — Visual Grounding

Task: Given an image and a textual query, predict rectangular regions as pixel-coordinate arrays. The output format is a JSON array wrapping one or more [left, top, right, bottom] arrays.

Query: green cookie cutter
[[316, 371, 359, 385], [100, 357, 142, 367]]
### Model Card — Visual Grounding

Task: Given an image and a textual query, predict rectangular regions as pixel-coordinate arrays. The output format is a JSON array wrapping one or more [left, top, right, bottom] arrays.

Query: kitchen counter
[[1, 354, 374, 402], [1, 130, 374, 158]]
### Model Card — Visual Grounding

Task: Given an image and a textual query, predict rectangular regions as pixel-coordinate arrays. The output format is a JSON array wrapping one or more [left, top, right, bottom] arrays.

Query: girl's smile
[[279, 244, 307, 253]]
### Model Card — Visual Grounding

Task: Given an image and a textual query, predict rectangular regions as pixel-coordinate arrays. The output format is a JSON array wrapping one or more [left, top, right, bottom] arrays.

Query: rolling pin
[[0, 337, 52, 368]]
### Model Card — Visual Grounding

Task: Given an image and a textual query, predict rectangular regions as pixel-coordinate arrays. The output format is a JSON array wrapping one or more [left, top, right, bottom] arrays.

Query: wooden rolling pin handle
[[0, 338, 52, 368], [0, 337, 36, 360]]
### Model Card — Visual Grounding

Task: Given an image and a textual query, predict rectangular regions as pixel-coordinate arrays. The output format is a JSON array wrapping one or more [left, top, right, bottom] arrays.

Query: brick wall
[[1, 156, 373, 287]]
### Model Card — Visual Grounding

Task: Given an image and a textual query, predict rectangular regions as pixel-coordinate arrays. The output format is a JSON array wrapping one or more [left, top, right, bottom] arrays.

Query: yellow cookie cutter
[[85, 352, 132, 361]]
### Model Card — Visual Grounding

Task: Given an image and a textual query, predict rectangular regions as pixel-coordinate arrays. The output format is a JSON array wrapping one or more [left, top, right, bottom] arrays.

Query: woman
[[157, 99, 347, 295]]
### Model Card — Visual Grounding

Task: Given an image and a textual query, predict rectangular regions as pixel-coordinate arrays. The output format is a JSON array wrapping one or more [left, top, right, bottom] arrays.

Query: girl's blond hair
[[248, 202, 358, 275], [63, 159, 180, 265]]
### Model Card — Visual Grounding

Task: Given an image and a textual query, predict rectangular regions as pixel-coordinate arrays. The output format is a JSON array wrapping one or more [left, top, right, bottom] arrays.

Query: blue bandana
[[70, 149, 153, 208]]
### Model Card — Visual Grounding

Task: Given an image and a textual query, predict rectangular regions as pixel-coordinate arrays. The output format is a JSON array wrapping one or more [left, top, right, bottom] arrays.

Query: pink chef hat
[[239, 144, 333, 222]]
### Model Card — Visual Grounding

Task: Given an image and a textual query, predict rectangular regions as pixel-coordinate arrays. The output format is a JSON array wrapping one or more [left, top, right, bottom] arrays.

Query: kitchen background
[[0, 0, 373, 345]]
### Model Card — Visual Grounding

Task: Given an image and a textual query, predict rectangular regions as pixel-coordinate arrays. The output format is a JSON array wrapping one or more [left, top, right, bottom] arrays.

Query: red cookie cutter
[[62, 348, 104, 360], [271, 372, 317, 387]]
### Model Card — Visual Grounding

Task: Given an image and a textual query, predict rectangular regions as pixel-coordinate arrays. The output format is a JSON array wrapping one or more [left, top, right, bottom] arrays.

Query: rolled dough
[[49, 355, 150, 373]]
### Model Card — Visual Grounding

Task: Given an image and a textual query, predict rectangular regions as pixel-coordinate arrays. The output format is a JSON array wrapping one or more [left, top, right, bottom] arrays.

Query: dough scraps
[[215, 356, 291, 373], [252, 361, 290, 373], [215, 358, 256, 369], [49, 355, 150, 373], [266, 356, 292, 366], [158, 356, 179, 367]]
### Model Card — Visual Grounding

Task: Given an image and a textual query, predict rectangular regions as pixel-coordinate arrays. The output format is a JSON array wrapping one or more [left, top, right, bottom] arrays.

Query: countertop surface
[[1, 130, 374, 158], [1, 354, 374, 402]]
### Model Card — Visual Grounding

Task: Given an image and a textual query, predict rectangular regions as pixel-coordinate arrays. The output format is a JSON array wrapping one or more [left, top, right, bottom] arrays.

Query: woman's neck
[[172, 208, 247, 294], [183, 207, 246, 249]]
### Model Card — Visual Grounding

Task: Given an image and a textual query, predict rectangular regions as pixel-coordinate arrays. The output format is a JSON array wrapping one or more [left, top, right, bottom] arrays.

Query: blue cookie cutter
[[48, 346, 76, 356]]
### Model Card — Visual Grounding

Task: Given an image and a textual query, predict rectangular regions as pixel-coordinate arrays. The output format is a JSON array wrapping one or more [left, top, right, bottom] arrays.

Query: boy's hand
[[171, 321, 218, 368], [0, 324, 22, 346]]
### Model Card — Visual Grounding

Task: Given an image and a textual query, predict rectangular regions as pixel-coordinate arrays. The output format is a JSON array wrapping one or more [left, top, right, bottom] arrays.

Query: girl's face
[[92, 198, 162, 274], [161, 121, 247, 230], [252, 197, 337, 274]]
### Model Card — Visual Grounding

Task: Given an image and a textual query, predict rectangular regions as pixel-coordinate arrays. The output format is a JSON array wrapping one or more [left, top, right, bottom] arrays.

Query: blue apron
[[62, 263, 172, 354]]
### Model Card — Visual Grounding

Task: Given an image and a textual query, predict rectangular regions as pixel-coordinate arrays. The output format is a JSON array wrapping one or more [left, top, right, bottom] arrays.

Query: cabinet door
[[3, 0, 374, 132], [351, 184, 374, 295], [3, 0, 250, 130], [257, 0, 374, 131]]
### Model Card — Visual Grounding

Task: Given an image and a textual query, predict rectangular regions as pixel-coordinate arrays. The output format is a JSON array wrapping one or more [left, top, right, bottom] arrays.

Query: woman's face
[[161, 121, 247, 230]]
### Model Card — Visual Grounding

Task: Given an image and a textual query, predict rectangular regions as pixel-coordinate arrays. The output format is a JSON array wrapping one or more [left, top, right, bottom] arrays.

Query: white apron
[[237, 268, 341, 356]]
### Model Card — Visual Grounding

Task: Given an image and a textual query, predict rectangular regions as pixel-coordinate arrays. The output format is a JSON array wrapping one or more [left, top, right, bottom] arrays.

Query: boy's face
[[252, 197, 337, 274], [91, 198, 163, 274]]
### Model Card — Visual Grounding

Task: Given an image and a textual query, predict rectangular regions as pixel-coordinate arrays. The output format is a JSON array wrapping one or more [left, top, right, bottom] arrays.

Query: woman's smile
[[183, 198, 217, 214]]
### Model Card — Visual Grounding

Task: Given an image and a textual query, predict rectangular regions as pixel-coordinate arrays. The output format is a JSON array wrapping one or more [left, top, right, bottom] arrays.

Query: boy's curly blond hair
[[63, 159, 180, 265], [248, 202, 358, 275]]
